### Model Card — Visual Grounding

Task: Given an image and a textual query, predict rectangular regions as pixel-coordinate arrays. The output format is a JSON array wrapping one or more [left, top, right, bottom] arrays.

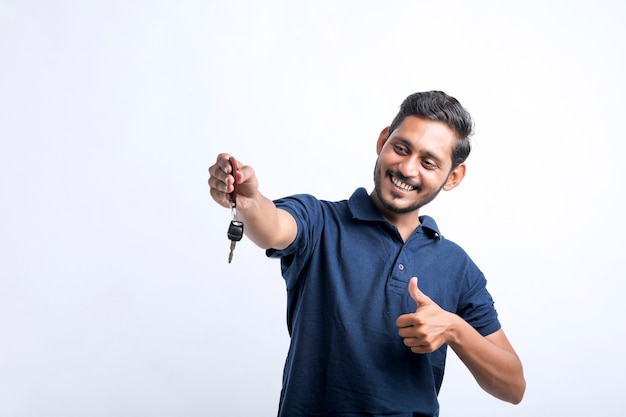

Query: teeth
[[391, 175, 415, 192]]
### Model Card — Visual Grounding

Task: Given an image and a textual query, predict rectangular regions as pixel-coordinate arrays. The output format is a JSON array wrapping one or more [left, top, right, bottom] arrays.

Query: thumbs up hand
[[396, 277, 455, 354]]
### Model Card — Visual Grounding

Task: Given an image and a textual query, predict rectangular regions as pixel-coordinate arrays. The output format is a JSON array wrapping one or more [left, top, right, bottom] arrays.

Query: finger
[[208, 154, 240, 191], [222, 156, 246, 190], [208, 168, 234, 196], [209, 187, 232, 208], [402, 336, 430, 353], [410, 346, 428, 354], [408, 277, 430, 308], [210, 154, 234, 177], [208, 154, 238, 207], [395, 313, 415, 329], [403, 337, 423, 348]]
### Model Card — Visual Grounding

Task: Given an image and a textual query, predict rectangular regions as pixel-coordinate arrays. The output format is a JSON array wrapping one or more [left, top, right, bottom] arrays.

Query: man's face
[[372, 115, 463, 216]]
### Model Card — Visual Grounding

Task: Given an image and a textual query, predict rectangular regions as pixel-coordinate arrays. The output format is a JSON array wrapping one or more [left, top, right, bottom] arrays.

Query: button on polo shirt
[[267, 188, 500, 417]]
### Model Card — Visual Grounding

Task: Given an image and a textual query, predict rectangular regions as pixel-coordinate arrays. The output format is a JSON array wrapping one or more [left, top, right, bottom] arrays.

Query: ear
[[376, 126, 390, 155], [443, 162, 466, 191]]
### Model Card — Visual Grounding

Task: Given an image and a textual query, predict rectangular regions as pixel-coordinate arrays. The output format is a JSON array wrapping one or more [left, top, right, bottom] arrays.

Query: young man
[[208, 91, 525, 416]]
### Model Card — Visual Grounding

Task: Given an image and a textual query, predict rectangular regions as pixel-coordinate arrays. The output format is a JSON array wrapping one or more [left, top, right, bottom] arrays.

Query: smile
[[390, 174, 416, 192]]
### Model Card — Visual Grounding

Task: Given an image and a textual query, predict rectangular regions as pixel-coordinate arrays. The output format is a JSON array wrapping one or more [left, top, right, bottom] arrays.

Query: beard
[[373, 159, 445, 214]]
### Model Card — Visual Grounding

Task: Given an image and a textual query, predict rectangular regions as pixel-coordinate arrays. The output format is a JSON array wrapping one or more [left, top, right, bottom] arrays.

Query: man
[[208, 91, 525, 416]]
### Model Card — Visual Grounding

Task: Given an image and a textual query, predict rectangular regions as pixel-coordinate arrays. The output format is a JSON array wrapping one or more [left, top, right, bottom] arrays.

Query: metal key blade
[[227, 219, 243, 264], [228, 240, 236, 263]]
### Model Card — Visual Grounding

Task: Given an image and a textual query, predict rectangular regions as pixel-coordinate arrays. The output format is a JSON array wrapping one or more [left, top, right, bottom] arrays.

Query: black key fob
[[227, 220, 244, 242]]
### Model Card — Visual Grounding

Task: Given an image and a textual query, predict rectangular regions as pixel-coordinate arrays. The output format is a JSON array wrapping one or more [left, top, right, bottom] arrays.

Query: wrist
[[446, 313, 465, 347]]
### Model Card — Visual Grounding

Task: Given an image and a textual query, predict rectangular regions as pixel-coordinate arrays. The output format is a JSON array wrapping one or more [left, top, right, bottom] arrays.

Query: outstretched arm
[[396, 277, 525, 404], [208, 153, 297, 250]]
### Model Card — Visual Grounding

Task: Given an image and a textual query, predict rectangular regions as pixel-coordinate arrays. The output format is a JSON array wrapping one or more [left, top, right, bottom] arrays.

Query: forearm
[[448, 317, 526, 404], [236, 192, 296, 250]]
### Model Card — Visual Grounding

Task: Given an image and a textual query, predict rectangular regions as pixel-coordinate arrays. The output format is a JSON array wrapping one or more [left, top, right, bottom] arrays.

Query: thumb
[[408, 277, 430, 308]]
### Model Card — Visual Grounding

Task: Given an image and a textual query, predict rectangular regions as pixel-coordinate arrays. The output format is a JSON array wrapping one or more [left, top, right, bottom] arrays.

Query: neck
[[370, 191, 421, 242], [387, 213, 421, 242]]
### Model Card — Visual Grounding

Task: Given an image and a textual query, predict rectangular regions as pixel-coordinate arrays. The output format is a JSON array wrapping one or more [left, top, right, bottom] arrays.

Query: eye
[[393, 144, 409, 155], [422, 159, 438, 169]]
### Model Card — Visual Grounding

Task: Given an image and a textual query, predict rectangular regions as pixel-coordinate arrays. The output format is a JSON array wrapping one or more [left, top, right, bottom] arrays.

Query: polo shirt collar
[[348, 188, 442, 240]]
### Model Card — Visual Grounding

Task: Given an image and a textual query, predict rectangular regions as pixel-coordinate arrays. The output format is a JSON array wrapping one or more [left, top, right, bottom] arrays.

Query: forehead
[[389, 116, 457, 156]]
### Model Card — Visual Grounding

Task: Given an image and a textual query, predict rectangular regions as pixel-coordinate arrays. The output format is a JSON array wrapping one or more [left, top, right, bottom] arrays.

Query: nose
[[398, 155, 421, 179]]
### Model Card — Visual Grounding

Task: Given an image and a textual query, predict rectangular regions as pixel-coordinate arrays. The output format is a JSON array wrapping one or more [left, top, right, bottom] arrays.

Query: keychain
[[227, 156, 244, 263]]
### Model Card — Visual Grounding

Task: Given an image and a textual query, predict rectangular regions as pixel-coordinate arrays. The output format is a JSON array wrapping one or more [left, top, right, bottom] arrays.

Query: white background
[[1, 0, 625, 416]]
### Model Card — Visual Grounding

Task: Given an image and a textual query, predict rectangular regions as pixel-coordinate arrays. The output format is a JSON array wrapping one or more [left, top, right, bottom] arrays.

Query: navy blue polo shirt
[[267, 188, 500, 417]]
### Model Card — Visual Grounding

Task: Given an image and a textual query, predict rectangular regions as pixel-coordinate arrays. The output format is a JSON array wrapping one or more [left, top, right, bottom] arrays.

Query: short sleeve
[[265, 194, 324, 290], [457, 267, 501, 336]]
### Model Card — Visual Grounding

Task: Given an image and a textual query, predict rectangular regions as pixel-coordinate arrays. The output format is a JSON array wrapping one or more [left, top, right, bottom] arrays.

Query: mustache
[[388, 170, 423, 193]]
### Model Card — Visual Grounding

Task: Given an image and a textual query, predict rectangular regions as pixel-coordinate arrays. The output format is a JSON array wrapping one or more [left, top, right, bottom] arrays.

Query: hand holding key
[[208, 153, 258, 210], [208, 153, 296, 253]]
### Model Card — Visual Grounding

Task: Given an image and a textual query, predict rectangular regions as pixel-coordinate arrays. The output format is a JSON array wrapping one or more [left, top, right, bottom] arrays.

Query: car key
[[227, 156, 244, 263], [227, 219, 243, 263]]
